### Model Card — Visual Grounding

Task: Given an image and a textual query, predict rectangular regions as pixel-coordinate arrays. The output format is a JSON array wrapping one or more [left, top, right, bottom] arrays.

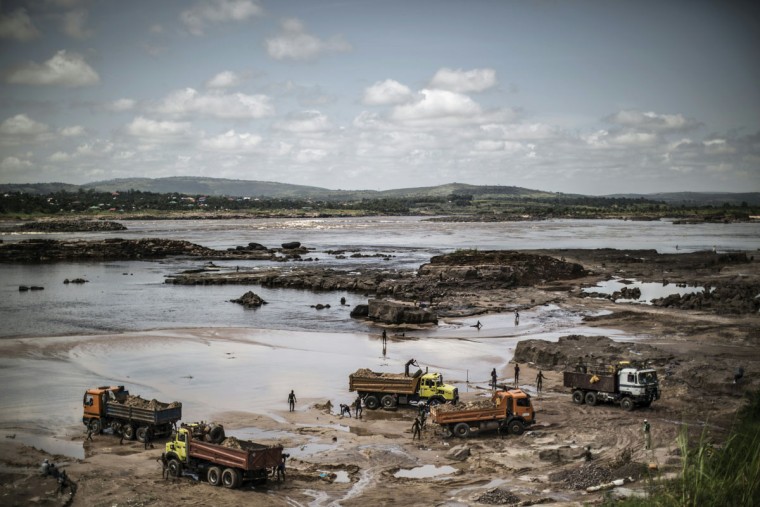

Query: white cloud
[[0, 114, 49, 136], [391, 89, 485, 126], [363, 79, 413, 105], [0, 8, 40, 41], [60, 125, 85, 137], [266, 18, 351, 61], [200, 129, 262, 152], [0, 156, 33, 171], [294, 148, 328, 163], [430, 68, 497, 93], [206, 70, 242, 89], [49, 151, 71, 162], [62, 9, 93, 39], [108, 98, 136, 112], [5, 50, 99, 87], [181, 0, 262, 36], [154, 88, 274, 119], [274, 110, 332, 133], [606, 110, 700, 132], [126, 116, 192, 139]]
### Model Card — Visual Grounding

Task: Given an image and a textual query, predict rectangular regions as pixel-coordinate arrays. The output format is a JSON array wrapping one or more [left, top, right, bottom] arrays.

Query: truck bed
[[349, 373, 419, 395], [563, 371, 616, 392], [105, 403, 182, 425], [432, 405, 505, 425], [189, 439, 282, 471]]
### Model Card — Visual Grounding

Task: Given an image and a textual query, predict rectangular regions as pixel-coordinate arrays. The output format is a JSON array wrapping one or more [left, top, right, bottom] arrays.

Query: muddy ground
[[1, 249, 758, 506]]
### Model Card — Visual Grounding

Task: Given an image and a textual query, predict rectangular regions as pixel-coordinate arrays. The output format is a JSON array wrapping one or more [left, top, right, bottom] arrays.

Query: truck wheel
[[620, 397, 635, 411], [168, 459, 182, 478], [88, 419, 102, 434], [207, 466, 222, 486], [364, 395, 380, 410], [123, 424, 136, 440], [381, 395, 397, 409], [572, 390, 585, 404], [136, 426, 149, 443], [208, 425, 225, 444], [584, 391, 598, 406], [508, 420, 525, 436], [221, 467, 241, 489], [453, 423, 470, 438]]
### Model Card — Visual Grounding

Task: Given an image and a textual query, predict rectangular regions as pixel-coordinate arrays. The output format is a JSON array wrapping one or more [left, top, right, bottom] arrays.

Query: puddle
[[394, 464, 457, 479], [583, 278, 706, 304], [318, 470, 350, 483], [296, 423, 350, 432], [8, 432, 85, 460], [232, 427, 294, 442]]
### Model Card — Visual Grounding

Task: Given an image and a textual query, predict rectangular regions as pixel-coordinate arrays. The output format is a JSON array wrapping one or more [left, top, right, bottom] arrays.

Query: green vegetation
[[1, 184, 758, 221], [605, 390, 760, 506]]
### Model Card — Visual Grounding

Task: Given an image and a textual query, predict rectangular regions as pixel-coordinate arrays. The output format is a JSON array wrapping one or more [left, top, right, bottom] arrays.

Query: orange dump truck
[[165, 423, 284, 488], [431, 389, 535, 438], [82, 385, 182, 442]]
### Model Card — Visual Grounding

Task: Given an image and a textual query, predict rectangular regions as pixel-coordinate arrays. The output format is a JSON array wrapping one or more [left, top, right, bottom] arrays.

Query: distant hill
[[1, 177, 757, 205]]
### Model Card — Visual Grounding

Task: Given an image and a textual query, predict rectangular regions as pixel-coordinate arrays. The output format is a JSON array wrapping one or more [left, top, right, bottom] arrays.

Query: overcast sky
[[1, 0, 758, 194]]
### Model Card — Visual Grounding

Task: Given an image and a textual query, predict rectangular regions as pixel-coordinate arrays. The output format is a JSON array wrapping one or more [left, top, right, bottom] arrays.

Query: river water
[[0, 217, 758, 457]]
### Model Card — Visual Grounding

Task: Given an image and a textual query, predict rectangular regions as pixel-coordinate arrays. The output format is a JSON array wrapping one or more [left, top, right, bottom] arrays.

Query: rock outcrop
[[366, 299, 437, 325], [8, 219, 127, 232], [230, 291, 267, 308]]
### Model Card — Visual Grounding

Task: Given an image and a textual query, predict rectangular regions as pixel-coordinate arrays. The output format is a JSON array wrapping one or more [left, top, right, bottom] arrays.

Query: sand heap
[[352, 368, 407, 379], [219, 436, 268, 451], [434, 398, 496, 413], [120, 395, 181, 410]]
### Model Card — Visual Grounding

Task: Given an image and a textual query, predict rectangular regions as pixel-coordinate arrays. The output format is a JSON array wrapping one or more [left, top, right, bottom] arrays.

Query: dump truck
[[82, 385, 182, 442], [564, 362, 660, 410], [431, 389, 535, 438], [165, 422, 284, 488], [349, 359, 459, 409]]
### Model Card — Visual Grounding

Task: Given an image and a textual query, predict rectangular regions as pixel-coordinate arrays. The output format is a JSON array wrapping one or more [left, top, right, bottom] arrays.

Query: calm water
[[1, 217, 759, 338]]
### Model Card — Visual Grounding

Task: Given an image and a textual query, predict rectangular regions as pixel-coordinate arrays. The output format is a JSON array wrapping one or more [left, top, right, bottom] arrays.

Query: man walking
[[411, 417, 422, 440], [491, 368, 498, 389], [536, 370, 546, 393], [643, 419, 651, 450], [288, 390, 297, 412], [514, 363, 520, 385]]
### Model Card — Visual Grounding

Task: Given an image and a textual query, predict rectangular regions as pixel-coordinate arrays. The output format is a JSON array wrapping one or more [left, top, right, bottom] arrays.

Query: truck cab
[[166, 427, 190, 463], [495, 389, 535, 425], [618, 367, 660, 405], [83, 385, 127, 421], [417, 372, 458, 403]]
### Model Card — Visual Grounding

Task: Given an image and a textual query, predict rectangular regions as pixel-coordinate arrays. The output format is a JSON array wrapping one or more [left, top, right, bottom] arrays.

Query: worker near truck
[[491, 368, 497, 389], [288, 390, 297, 412], [277, 456, 286, 481], [514, 363, 520, 385], [536, 370, 546, 393], [158, 452, 169, 479], [411, 417, 422, 440], [354, 395, 363, 419]]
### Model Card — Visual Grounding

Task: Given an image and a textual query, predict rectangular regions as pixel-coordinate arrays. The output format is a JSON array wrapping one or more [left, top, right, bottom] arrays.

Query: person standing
[[514, 363, 520, 385], [643, 419, 651, 450], [144, 427, 153, 450], [515, 310, 520, 325], [491, 368, 498, 389], [157, 452, 169, 479], [411, 417, 422, 440], [277, 456, 286, 481], [536, 370, 546, 393], [288, 390, 297, 412], [354, 395, 363, 419]]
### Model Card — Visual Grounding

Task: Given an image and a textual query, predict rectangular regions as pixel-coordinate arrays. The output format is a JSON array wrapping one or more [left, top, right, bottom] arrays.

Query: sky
[[0, 0, 758, 195]]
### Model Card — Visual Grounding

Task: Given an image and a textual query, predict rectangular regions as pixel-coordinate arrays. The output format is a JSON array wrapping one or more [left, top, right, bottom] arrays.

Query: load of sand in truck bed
[[433, 397, 497, 413], [120, 394, 181, 410], [352, 368, 408, 379]]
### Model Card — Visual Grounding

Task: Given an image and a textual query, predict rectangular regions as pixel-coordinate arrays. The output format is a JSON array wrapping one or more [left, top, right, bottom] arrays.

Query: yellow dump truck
[[165, 422, 284, 488], [349, 359, 459, 409], [431, 389, 535, 438]]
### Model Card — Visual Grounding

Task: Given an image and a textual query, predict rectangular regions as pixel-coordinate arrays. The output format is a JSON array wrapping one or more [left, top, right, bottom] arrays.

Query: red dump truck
[[431, 389, 535, 438], [82, 385, 182, 442], [165, 422, 284, 488]]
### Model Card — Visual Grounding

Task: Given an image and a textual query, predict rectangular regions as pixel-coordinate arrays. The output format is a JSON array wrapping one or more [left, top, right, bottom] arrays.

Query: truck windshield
[[638, 371, 657, 384]]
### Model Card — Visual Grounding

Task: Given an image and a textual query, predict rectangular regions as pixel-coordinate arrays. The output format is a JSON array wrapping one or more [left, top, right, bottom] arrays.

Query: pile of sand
[[219, 436, 266, 451], [120, 395, 181, 410], [434, 398, 496, 413], [352, 368, 407, 379]]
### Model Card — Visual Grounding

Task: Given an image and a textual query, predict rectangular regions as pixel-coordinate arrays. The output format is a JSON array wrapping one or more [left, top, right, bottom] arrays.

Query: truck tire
[[136, 426, 149, 443], [584, 391, 598, 406], [221, 467, 241, 489], [572, 390, 585, 404], [364, 395, 380, 410], [620, 397, 635, 411], [207, 466, 222, 486], [381, 395, 397, 409], [88, 418, 102, 434], [168, 459, 182, 478], [508, 420, 525, 436], [122, 424, 136, 440], [208, 425, 225, 444], [453, 423, 470, 438]]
